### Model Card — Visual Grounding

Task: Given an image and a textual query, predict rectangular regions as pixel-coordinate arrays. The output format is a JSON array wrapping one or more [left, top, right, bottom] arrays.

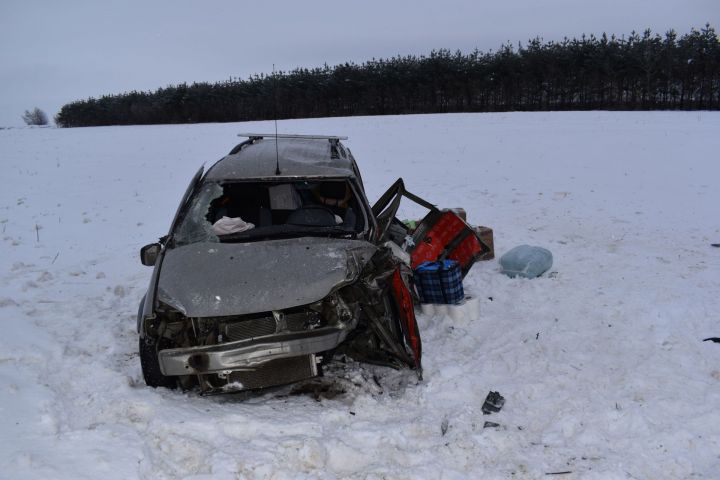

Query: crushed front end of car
[[141, 237, 420, 394]]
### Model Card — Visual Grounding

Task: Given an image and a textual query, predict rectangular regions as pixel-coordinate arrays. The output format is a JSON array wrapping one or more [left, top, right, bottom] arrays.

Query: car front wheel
[[139, 336, 177, 389]]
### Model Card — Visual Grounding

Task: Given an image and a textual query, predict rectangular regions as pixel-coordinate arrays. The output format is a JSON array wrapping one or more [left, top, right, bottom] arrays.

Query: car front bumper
[[158, 326, 348, 376]]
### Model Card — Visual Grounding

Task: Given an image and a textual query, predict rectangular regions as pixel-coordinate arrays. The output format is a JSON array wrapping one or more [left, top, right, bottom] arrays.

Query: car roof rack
[[237, 133, 348, 141], [228, 133, 350, 157]]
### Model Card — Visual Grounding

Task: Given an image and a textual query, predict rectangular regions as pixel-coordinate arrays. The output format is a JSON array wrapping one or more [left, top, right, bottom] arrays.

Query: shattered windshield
[[172, 179, 366, 246], [173, 182, 223, 245]]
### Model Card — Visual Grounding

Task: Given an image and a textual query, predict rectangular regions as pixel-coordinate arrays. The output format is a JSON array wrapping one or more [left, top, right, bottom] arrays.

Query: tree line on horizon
[[56, 25, 719, 127]]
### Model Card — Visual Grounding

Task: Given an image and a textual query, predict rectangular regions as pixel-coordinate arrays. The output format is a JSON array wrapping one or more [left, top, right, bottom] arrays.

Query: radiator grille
[[224, 316, 277, 341], [284, 311, 311, 332], [228, 355, 317, 390]]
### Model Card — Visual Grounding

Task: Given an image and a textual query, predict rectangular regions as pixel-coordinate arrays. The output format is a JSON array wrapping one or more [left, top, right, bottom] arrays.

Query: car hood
[[157, 237, 377, 317]]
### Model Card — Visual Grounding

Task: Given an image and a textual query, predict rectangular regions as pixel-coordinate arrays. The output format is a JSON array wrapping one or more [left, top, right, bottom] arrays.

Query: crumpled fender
[[390, 266, 422, 375]]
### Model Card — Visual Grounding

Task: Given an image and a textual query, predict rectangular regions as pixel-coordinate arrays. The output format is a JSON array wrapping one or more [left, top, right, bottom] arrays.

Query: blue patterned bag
[[415, 260, 464, 304]]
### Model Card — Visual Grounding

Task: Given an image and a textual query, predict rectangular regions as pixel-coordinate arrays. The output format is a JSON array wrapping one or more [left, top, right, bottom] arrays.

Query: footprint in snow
[[12, 262, 35, 271], [0, 298, 19, 308], [37, 271, 54, 282]]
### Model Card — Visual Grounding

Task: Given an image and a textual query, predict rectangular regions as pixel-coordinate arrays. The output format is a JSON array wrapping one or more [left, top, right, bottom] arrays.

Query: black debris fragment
[[545, 472, 572, 476], [482, 391, 505, 415], [711, 243, 720, 248], [441, 418, 449, 436], [703, 337, 720, 343], [483, 421, 501, 429]]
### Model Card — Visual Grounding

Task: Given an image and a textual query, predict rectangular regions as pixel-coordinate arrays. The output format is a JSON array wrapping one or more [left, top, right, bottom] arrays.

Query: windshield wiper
[[219, 225, 356, 242], [293, 226, 356, 238]]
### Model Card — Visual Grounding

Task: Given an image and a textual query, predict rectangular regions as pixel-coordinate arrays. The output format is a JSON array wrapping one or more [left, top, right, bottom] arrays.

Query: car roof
[[205, 137, 356, 181]]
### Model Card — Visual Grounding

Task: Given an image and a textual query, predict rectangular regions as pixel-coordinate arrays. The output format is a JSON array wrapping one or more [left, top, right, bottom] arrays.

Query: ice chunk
[[499, 245, 553, 278]]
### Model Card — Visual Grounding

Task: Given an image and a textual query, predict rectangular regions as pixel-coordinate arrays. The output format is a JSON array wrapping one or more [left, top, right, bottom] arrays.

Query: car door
[[371, 178, 494, 373], [372, 178, 492, 276], [371, 179, 429, 372]]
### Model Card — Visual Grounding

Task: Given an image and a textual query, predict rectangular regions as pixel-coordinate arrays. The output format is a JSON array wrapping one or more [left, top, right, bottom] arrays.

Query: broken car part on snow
[[137, 134, 493, 394], [481, 391, 506, 414]]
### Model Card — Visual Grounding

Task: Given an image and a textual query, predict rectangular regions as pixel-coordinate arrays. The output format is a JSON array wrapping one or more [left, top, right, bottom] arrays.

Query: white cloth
[[212, 216, 255, 235]]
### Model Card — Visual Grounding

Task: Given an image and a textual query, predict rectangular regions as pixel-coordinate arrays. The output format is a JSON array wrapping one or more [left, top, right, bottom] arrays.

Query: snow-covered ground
[[1, 112, 719, 479]]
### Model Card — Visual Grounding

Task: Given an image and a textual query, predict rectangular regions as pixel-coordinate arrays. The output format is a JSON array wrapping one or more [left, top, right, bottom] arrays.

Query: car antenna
[[272, 64, 281, 175]]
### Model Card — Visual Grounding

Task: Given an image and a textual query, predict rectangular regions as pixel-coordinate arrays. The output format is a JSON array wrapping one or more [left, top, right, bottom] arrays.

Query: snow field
[[1, 111, 719, 479]]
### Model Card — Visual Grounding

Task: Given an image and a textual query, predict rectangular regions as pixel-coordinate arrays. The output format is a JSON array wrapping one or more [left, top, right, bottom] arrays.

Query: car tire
[[139, 336, 178, 389], [136, 295, 146, 334]]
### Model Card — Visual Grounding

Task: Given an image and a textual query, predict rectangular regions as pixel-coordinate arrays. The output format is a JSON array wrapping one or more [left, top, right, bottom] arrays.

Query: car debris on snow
[[481, 391, 505, 414]]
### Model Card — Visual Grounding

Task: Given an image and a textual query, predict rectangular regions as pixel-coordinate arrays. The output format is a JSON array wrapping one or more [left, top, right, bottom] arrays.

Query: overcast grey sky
[[0, 0, 716, 126]]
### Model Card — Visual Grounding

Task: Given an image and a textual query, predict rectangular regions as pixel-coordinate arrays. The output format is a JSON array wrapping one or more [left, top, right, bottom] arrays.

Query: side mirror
[[140, 243, 162, 266]]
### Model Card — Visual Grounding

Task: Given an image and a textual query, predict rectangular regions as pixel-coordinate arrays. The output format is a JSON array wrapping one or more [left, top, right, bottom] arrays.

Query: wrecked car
[[137, 133, 492, 393]]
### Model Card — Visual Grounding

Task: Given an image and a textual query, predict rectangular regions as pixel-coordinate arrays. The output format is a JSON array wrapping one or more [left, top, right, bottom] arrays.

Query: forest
[[55, 25, 719, 127]]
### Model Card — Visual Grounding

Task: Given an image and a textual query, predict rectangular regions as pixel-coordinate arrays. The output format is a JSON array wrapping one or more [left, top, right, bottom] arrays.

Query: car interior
[[205, 180, 365, 233]]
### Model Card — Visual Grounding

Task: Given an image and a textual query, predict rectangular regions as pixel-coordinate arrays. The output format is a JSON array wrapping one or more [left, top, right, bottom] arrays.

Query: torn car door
[[372, 178, 493, 277]]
